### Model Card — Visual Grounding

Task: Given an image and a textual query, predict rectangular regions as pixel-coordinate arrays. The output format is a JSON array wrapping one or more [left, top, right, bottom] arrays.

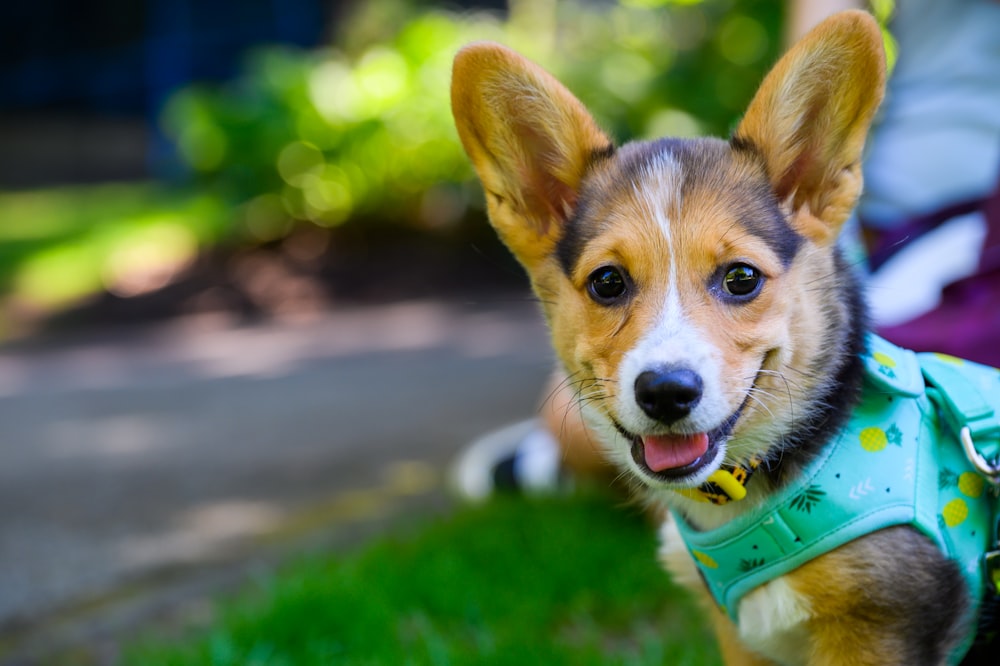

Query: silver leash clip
[[960, 426, 1000, 487]]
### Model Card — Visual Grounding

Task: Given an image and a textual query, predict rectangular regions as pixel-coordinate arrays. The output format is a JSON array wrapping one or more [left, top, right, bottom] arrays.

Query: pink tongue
[[641, 433, 709, 472]]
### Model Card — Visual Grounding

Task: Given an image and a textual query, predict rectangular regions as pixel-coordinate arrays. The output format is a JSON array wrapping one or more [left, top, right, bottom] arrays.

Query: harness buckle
[[960, 426, 1000, 487]]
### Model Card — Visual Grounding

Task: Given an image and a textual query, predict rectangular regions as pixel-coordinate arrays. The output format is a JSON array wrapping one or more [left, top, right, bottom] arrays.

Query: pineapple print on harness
[[673, 334, 1000, 662]]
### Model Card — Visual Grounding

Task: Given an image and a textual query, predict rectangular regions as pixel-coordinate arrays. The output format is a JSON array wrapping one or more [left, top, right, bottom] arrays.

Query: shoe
[[449, 419, 564, 501]]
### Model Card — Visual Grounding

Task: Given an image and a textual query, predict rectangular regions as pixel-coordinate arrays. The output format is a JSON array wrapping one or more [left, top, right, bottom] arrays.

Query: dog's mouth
[[613, 406, 744, 483]]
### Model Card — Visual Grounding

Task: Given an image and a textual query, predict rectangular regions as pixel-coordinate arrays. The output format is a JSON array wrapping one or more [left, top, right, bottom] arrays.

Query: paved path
[[0, 298, 554, 663]]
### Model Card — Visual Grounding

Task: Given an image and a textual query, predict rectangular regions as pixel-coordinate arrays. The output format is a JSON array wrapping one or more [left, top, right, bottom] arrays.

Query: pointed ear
[[734, 10, 886, 245], [451, 42, 613, 270]]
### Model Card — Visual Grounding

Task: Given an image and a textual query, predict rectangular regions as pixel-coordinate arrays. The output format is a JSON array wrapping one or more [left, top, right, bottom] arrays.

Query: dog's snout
[[634, 367, 703, 424]]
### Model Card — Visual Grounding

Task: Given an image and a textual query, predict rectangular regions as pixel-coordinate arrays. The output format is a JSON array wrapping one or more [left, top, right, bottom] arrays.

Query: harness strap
[[921, 354, 1000, 479], [921, 353, 1000, 661]]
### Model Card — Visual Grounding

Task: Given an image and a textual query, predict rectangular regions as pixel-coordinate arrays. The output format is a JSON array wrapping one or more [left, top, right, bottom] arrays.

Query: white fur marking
[[660, 517, 814, 664], [737, 577, 813, 665], [616, 155, 729, 443], [635, 154, 684, 330], [657, 514, 704, 588]]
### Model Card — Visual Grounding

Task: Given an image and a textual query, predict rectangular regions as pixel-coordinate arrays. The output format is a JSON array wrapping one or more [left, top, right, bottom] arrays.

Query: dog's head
[[451, 12, 885, 499]]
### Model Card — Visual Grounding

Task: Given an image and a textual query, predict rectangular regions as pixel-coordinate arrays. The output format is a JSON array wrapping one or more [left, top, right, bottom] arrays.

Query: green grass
[[0, 184, 226, 316], [124, 492, 721, 665]]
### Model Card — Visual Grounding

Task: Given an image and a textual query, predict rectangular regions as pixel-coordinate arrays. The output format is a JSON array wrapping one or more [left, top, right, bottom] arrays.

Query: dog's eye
[[587, 266, 628, 303], [723, 264, 762, 298]]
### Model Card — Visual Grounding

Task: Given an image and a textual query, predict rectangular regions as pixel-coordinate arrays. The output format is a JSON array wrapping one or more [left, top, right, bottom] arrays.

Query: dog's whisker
[[745, 390, 777, 420], [749, 368, 797, 411], [538, 370, 587, 416]]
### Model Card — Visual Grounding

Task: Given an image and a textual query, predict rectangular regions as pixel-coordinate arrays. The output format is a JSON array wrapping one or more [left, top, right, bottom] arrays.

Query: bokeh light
[[2, 0, 906, 332]]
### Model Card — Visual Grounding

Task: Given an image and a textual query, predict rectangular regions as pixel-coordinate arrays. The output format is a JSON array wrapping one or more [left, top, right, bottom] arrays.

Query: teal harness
[[674, 335, 1000, 663]]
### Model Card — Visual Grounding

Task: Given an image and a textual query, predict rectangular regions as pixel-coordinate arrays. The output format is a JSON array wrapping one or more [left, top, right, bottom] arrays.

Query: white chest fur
[[658, 516, 813, 666], [737, 577, 812, 664]]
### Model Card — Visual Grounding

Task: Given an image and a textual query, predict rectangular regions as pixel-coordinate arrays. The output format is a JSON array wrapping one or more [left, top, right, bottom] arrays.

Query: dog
[[451, 10, 1000, 666]]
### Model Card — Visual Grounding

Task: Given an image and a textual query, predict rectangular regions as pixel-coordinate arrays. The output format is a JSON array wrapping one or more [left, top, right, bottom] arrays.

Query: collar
[[673, 331, 931, 506], [675, 456, 764, 505]]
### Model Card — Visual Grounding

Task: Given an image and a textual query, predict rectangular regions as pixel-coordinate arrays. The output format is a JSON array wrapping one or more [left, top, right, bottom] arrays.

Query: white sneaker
[[449, 419, 564, 501]]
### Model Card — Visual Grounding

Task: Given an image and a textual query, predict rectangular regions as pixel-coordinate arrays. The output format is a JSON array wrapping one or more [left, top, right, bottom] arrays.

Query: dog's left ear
[[734, 10, 886, 245]]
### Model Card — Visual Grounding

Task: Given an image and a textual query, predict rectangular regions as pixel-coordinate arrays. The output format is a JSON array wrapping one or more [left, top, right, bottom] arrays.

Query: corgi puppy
[[452, 10, 998, 666]]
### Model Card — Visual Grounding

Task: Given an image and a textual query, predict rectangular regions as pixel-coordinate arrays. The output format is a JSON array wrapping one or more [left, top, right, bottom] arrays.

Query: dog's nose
[[634, 367, 703, 424]]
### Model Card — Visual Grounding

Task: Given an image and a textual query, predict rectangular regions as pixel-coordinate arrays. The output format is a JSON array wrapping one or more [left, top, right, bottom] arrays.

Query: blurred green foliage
[[162, 0, 784, 241], [0, 185, 225, 313], [1, 0, 790, 324]]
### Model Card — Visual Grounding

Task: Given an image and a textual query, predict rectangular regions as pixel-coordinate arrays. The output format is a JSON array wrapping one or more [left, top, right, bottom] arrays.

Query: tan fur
[[451, 42, 612, 272], [452, 11, 968, 666], [568, 153, 807, 465], [734, 11, 885, 244]]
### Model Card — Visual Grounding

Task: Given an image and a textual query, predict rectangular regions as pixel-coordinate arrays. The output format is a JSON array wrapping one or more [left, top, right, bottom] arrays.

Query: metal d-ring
[[960, 426, 1000, 486]]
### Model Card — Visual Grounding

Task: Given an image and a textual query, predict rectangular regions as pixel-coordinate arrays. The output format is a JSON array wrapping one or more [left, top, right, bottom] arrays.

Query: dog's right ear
[[451, 43, 613, 271]]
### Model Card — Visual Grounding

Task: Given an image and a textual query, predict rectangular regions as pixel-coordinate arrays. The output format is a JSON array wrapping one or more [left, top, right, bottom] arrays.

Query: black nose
[[634, 367, 703, 423]]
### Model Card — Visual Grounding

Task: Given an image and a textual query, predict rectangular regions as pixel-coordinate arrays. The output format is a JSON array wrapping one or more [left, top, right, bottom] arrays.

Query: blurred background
[[0, 0, 785, 334], [0, 0, 788, 662]]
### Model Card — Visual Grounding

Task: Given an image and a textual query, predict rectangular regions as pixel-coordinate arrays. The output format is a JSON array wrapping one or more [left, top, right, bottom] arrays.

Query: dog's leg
[[669, 524, 969, 665], [659, 518, 780, 665], [787, 528, 970, 666], [708, 606, 780, 666]]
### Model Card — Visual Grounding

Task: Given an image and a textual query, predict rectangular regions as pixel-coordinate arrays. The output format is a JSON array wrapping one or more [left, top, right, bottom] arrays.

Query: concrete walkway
[[0, 298, 554, 664]]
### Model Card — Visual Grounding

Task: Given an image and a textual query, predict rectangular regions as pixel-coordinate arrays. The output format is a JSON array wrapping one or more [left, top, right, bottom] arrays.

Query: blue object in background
[[0, 0, 330, 185]]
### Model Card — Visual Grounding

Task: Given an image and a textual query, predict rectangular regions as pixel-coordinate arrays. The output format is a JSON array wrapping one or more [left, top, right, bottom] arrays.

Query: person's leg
[[450, 369, 616, 500]]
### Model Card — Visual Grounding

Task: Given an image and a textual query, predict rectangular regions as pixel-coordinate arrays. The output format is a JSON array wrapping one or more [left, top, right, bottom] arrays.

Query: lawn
[[124, 491, 721, 665]]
